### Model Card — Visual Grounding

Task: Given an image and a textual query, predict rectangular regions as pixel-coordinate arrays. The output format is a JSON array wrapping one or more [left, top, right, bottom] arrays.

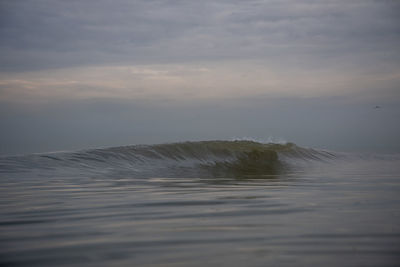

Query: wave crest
[[0, 140, 336, 178]]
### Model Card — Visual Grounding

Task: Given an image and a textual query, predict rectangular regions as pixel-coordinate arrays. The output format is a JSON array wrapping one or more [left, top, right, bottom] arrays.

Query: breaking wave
[[0, 140, 338, 178]]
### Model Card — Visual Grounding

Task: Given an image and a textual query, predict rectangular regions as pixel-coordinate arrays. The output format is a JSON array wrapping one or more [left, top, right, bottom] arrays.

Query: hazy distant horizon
[[1, 95, 399, 156]]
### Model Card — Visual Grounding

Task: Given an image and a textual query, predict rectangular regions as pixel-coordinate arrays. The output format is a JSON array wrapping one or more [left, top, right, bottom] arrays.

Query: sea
[[1, 140, 399, 266]]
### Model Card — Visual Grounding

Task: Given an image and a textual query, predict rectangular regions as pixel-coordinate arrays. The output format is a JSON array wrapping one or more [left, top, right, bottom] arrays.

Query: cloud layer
[[1, 0, 399, 70], [1, 62, 399, 103]]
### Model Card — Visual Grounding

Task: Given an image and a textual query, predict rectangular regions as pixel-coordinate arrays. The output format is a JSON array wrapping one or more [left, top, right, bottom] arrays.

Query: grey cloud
[[1, 0, 399, 71]]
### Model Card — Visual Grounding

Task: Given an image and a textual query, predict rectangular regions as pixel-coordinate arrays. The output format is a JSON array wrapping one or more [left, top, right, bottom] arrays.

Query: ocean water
[[0, 141, 399, 266]]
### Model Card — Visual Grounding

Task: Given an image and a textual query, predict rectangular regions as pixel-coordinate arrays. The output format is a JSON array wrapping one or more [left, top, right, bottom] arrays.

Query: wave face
[[0, 141, 338, 178]]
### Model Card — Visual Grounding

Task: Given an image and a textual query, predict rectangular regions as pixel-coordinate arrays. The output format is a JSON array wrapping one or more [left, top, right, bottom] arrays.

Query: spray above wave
[[0, 141, 337, 178]]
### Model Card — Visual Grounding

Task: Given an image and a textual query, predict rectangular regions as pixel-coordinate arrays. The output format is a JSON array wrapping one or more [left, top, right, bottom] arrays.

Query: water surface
[[1, 141, 399, 266]]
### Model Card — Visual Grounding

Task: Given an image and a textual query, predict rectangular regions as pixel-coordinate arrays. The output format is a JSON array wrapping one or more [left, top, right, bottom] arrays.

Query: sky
[[0, 0, 399, 155]]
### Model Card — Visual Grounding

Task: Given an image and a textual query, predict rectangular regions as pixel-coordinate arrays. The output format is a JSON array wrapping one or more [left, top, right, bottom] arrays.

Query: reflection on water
[[1, 143, 400, 266]]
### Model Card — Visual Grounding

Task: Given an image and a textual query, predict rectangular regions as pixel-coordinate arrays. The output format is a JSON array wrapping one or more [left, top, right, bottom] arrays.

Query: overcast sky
[[1, 0, 399, 155]]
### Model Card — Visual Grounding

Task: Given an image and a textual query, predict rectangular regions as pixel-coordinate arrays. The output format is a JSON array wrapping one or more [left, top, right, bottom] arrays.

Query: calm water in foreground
[[0, 141, 399, 266]]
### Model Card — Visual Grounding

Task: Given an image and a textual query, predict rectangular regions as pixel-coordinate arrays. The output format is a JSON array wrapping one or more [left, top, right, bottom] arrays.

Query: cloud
[[1, 0, 399, 71], [1, 62, 399, 103], [0, 0, 399, 103]]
